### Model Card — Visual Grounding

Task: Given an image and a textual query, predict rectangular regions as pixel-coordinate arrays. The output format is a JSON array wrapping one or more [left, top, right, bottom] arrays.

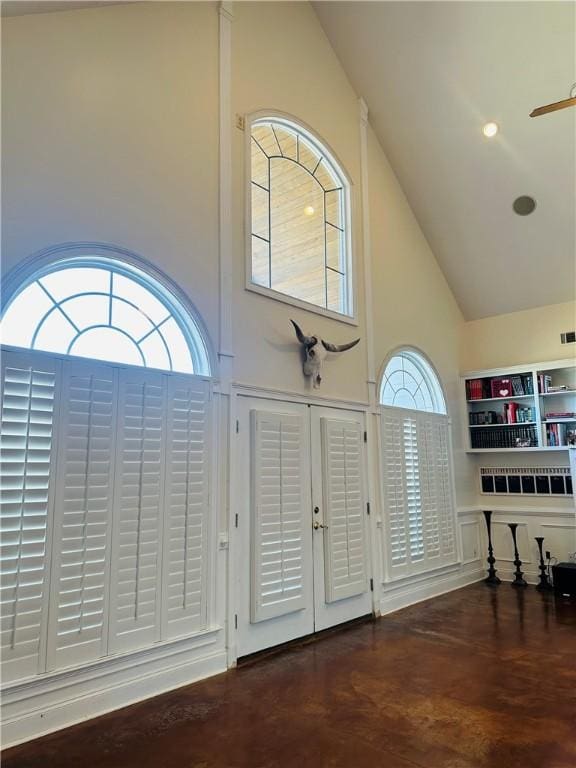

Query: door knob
[[313, 521, 328, 530]]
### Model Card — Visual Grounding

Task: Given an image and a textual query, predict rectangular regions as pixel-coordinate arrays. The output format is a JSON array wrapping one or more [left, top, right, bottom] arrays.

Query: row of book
[[545, 424, 576, 447], [469, 405, 536, 425], [538, 374, 576, 394], [466, 374, 533, 400], [470, 425, 537, 449], [545, 411, 576, 420]]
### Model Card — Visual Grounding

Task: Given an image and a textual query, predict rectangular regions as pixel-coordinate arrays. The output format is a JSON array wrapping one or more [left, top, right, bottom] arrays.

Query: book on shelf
[[544, 423, 575, 447], [470, 424, 537, 449], [545, 412, 576, 420], [469, 405, 535, 426], [538, 374, 553, 393]]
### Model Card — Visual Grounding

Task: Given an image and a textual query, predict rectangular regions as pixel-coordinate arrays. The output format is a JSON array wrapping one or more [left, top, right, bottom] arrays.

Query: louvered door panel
[[320, 418, 367, 602], [250, 410, 307, 622], [0, 352, 59, 682], [109, 371, 165, 653], [162, 376, 211, 640], [47, 362, 115, 670]]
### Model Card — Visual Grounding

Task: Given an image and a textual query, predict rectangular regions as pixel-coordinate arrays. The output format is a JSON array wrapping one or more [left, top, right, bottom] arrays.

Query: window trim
[[1, 243, 215, 377], [379, 346, 448, 416], [244, 111, 358, 326]]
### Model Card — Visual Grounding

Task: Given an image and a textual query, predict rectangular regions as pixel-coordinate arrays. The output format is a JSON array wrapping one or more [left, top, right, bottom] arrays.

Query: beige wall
[[231, 1, 367, 401], [1, 1, 490, 508], [1, 2, 221, 346], [366, 125, 473, 503], [461, 301, 576, 372]]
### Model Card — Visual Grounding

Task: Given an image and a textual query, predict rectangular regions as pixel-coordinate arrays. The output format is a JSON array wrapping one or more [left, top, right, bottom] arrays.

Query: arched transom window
[[1, 260, 210, 374], [250, 116, 351, 317], [380, 349, 446, 414]]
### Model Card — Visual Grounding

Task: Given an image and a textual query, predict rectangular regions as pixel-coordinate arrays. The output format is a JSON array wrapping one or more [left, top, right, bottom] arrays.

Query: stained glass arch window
[[0, 255, 211, 375], [380, 349, 446, 414], [249, 115, 352, 317]]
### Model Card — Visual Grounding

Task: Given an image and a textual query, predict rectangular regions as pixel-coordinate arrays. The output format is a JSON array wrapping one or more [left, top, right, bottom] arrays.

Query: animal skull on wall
[[291, 319, 360, 388]]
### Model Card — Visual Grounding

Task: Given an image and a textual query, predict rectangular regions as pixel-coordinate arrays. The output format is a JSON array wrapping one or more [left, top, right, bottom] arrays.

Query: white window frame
[[378, 348, 460, 582], [244, 111, 358, 326]]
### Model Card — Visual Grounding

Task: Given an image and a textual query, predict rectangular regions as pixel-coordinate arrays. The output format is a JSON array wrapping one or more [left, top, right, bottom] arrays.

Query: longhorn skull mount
[[290, 319, 360, 389]]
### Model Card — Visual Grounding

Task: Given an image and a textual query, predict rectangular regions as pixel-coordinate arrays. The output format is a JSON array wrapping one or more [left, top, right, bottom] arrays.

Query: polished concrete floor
[[3, 584, 575, 768]]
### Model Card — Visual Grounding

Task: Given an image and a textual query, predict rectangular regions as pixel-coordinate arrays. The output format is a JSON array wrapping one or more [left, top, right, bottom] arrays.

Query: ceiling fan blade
[[530, 95, 576, 117]]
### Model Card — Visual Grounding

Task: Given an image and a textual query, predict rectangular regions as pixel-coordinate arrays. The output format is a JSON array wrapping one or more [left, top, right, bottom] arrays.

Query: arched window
[[0, 249, 213, 686], [249, 116, 352, 317], [1, 257, 210, 375], [380, 350, 446, 414], [379, 349, 457, 580]]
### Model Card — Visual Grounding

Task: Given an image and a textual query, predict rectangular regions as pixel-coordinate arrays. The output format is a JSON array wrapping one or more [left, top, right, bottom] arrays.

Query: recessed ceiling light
[[513, 196, 536, 216], [304, 205, 315, 216], [482, 122, 499, 138]]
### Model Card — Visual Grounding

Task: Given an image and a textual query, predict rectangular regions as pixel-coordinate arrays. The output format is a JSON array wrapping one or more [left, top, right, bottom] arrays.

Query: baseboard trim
[[379, 565, 484, 616], [2, 633, 227, 749]]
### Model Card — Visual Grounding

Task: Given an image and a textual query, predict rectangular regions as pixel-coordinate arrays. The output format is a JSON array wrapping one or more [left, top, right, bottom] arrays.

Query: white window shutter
[[47, 361, 116, 670], [0, 351, 59, 682], [320, 417, 367, 602], [380, 410, 409, 574], [403, 415, 424, 563], [417, 417, 441, 562], [161, 376, 211, 640], [430, 416, 457, 563], [109, 370, 165, 653], [250, 410, 307, 622], [381, 407, 457, 580]]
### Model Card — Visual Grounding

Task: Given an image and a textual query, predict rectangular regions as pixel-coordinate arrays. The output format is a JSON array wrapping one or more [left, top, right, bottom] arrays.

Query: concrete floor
[[3, 583, 575, 768]]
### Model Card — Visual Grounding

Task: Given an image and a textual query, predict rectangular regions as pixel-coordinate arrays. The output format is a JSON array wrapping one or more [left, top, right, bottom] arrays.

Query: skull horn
[[291, 319, 317, 347], [321, 338, 360, 353]]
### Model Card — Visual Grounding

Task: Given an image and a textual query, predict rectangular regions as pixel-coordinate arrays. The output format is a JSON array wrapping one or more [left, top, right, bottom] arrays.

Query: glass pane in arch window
[[381, 351, 446, 415], [1, 264, 198, 374], [250, 118, 351, 316]]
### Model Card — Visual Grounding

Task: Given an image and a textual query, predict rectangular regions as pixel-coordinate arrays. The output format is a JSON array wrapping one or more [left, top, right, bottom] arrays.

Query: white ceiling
[[314, 1, 576, 320]]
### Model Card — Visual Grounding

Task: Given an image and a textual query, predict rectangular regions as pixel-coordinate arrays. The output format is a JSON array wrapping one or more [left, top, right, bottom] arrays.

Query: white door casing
[[236, 396, 372, 658]]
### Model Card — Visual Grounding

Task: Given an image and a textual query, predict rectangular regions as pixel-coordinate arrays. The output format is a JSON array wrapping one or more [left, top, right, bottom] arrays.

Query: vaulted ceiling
[[314, 1, 576, 320]]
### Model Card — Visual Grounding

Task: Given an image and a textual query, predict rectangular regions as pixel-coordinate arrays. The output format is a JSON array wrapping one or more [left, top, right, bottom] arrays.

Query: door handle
[[313, 521, 328, 530]]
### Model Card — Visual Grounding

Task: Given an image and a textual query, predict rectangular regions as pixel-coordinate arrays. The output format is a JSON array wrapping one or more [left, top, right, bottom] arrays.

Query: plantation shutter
[[381, 408, 457, 579], [109, 370, 165, 653], [161, 376, 211, 640], [427, 414, 457, 563], [0, 351, 59, 682], [47, 361, 116, 670], [320, 417, 367, 602], [380, 410, 409, 574], [250, 410, 307, 622]]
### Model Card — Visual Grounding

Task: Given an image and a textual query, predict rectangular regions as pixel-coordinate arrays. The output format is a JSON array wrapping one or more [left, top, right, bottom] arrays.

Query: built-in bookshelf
[[462, 359, 576, 452]]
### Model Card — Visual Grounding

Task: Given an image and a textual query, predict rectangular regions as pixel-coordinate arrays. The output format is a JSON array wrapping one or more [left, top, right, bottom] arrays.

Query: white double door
[[236, 396, 373, 658]]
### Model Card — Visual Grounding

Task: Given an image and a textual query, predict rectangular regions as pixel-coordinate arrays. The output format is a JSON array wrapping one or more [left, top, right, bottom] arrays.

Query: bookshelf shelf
[[469, 422, 537, 428], [466, 394, 533, 403], [461, 358, 576, 452], [465, 446, 570, 454], [540, 391, 576, 398]]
